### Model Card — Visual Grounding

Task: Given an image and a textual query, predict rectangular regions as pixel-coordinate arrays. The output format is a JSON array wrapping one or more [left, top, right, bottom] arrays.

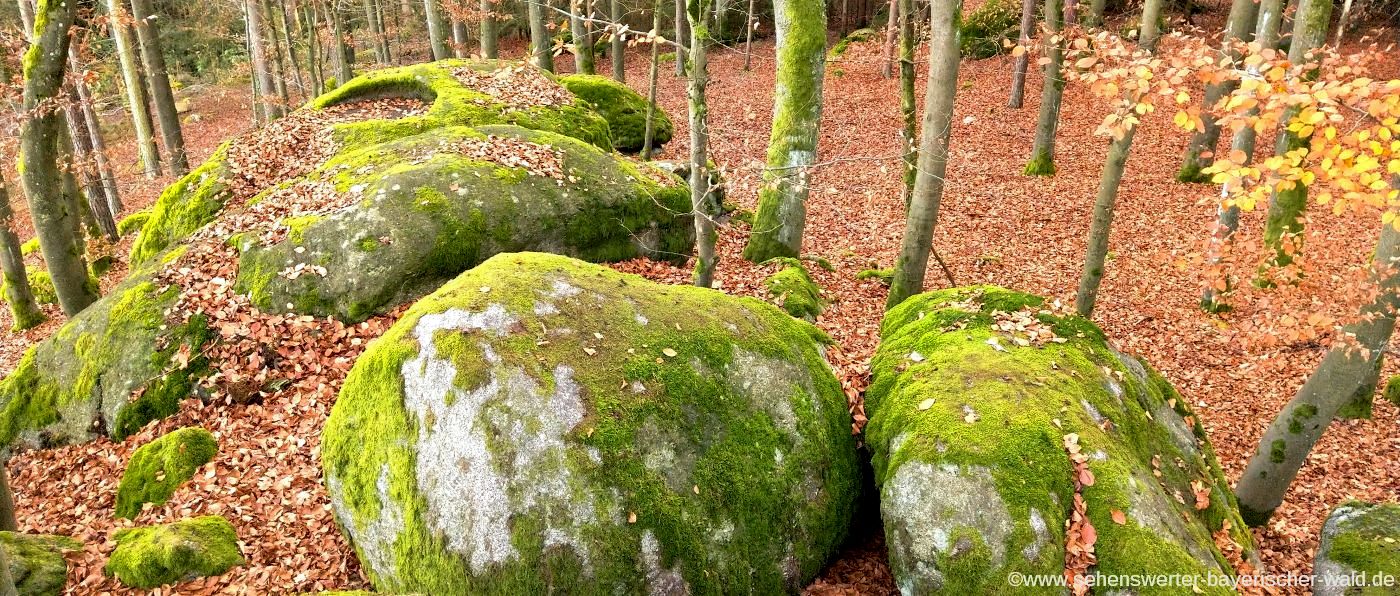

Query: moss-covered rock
[[865, 286, 1254, 594], [558, 74, 673, 153], [131, 60, 615, 267], [1383, 375, 1400, 407], [959, 0, 1019, 59], [0, 271, 211, 450], [116, 210, 152, 238], [235, 125, 692, 322], [1, 267, 56, 307], [104, 515, 243, 589], [322, 252, 859, 594], [1314, 501, 1400, 596], [115, 427, 219, 519], [763, 258, 825, 320], [0, 532, 81, 596]]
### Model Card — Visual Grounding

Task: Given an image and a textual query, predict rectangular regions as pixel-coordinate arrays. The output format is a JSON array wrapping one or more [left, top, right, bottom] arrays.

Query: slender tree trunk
[[1176, 0, 1258, 182], [481, 0, 500, 58], [674, 0, 688, 76], [328, 0, 354, 85], [1138, 0, 1163, 50], [1007, 0, 1034, 108], [1024, 0, 1063, 175], [364, 0, 390, 63], [0, 461, 13, 534], [305, 1, 325, 94], [745, 0, 759, 70], [1236, 199, 1400, 526], [67, 48, 122, 216], [642, 1, 662, 157], [1075, 125, 1138, 317], [129, 0, 189, 175], [21, 0, 97, 316], [528, 0, 555, 70], [886, 0, 962, 309], [880, 0, 896, 77], [248, 0, 285, 121], [611, 0, 625, 80], [1063, 0, 1076, 23], [572, 0, 597, 73], [0, 516, 15, 596], [898, 0, 916, 205], [0, 177, 43, 331], [265, 0, 292, 110], [743, 0, 827, 262], [105, 0, 161, 179], [62, 105, 117, 241], [1258, 0, 1333, 282], [687, 0, 716, 287], [279, 1, 307, 99], [1333, 0, 1353, 46], [452, 18, 470, 58], [1086, 0, 1103, 26], [425, 0, 450, 58]]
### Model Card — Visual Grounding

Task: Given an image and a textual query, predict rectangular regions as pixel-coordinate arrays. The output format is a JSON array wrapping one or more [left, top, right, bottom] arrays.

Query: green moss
[[1, 267, 56, 306], [764, 259, 826, 320], [19, 238, 38, 256], [129, 143, 234, 265], [0, 532, 81, 596], [1321, 502, 1400, 591], [281, 215, 325, 244], [558, 74, 674, 153], [1176, 162, 1211, 184], [114, 427, 219, 519], [323, 252, 855, 594], [117, 210, 152, 237], [959, 0, 1019, 58], [1384, 375, 1400, 406], [866, 286, 1251, 591], [828, 28, 877, 60], [104, 516, 244, 589], [1024, 148, 1057, 176], [856, 267, 894, 286]]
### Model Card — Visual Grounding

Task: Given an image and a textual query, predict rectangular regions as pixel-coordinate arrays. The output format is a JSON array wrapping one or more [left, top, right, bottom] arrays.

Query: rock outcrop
[[1314, 501, 1400, 596], [0, 532, 81, 596]]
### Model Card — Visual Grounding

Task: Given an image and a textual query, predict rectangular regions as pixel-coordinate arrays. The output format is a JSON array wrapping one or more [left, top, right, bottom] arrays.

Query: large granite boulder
[[866, 286, 1255, 594], [322, 252, 859, 594], [558, 74, 674, 153], [1314, 501, 1400, 596]]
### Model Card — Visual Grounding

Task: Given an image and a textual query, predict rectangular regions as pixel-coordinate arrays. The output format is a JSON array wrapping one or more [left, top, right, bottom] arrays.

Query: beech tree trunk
[[898, 0, 916, 204], [278, 1, 307, 99], [0, 176, 43, 331], [452, 18, 470, 58], [105, 0, 161, 179], [1176, 0, 1258, 182], [62, 105, 117, 241], [1086, 0, 1103, 26], [265, 0, 291, 109], [572, 0, 596, 74], [248, 0, 285, 121], [687, 0, 716, 287], [328, 0, 354, 85], [1236, 200, 1400, 526], [674, 0, 688, 76], [610, 0, 625, 80], [528, 0, 555, 70], [745, 0, 759, 70], [67, 44, 122, 217], [1075, 125, 1139, 317], [305, 2, 325, 94], [481, 0, 499, 58], [1063, 0, 1076, 23], [364, 0, 391, 64], [21, 0, 98, 316], [1007, 0, 1035, 108], [743, 0, 827, 262], [130, 0, 189, 175], [1258, 0, 1332, 282], [1138, 0, 1163, 50], [1333, 0, 1352, 45], [1199, 0, 1284, 312], [425, 0, 450, 58], [1025, 0, 1063, 175], [642, 0, 661, 157], [887, 0, 962, 309], [0, 461, 13, 531]]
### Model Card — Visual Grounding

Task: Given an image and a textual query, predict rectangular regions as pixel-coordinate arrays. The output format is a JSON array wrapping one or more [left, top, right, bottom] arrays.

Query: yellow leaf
[[1075, 56, 1098, 69]]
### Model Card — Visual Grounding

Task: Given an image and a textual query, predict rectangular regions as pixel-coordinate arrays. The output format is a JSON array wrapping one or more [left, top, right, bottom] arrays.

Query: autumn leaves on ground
[[3, 8, 1399, 596]]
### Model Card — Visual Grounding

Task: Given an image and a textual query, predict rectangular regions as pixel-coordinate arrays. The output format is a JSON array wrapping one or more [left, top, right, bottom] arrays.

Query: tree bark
[[62, 104, 117, 241], [0, 461, 13, 532], [1176, 0, 1258, 182], [1333, 0, 1353, 46], [1258, 0, 1332, 282], [1085, 0, 1103, 26], [674, 0, 688, 76], [898, 0, 916, 205], [572, 0, 596, 74], [279, 1, 307, 99], [642, 0, 661, 157], [305, 1, 325, 94], [528, 0, 555, 70], [1075, 125, 1138, 317], [687, 0, 716, 287], [1063, 0, 1076, 24], [105, 0, 161, 179], [886, 0, 962, 309], [1024, 0, 1062, 175], [743, 0, 827, 262], [425, 0, 450, 58], [1138, 0, 1163, 50], [1007, 0, 1035, 108], [452, 18, 471, 58], [363, 0, 391, 64], [481, 0, 500, 58], [1236, 200, 1400, 526], [611, 0, 625, 80], [745, 0, 759, 71], [248, 0, 285, 121], [21, 0, 98, 316], [328, 0, 354, 85], [1199, 0, 1283, 312], [265, 0, 292, 109], [0, 176, 43, 331], [67, 44, 122, 216], [130, 0, 189, 175]]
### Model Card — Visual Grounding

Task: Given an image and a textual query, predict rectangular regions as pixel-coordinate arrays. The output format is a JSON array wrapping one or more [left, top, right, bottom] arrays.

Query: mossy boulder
[[322, 252, 859, 594], [0, 532, 81, 596], [131, 60, 615, 266], [865, 286, 1254, 594], [1315, 501, 1400, 595], [104, 515, 244, 589], [1, 267, 55, 307], [115, 427, 219, 519], [558, 74, 673, 153], [0, 269, 211, 450], [763, 258, 825, 320], [116, 210, 152, 237], [235, 124, 693, 322], [959, 0, 1019, 59]]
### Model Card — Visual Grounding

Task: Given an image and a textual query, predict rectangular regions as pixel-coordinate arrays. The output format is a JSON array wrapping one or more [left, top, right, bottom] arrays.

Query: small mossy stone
[[115, 427, 218, 519], [763, 258, 826, 320], [1385, 376, 1400, 407], [959, 0, 1019, 58], [558, 74, 674, 153], [0, 532, 81, 596], [856, 267, 894, 287], [104, 515, 244, 589], [1314, 501, 1400, 596], [116, 211, 152, 238], [322, 252, 858, 594], [867, 286, 1253, 593]]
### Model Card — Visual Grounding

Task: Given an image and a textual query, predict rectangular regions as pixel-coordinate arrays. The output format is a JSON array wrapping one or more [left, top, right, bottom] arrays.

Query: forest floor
[[3, 20, 1399, 595]]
